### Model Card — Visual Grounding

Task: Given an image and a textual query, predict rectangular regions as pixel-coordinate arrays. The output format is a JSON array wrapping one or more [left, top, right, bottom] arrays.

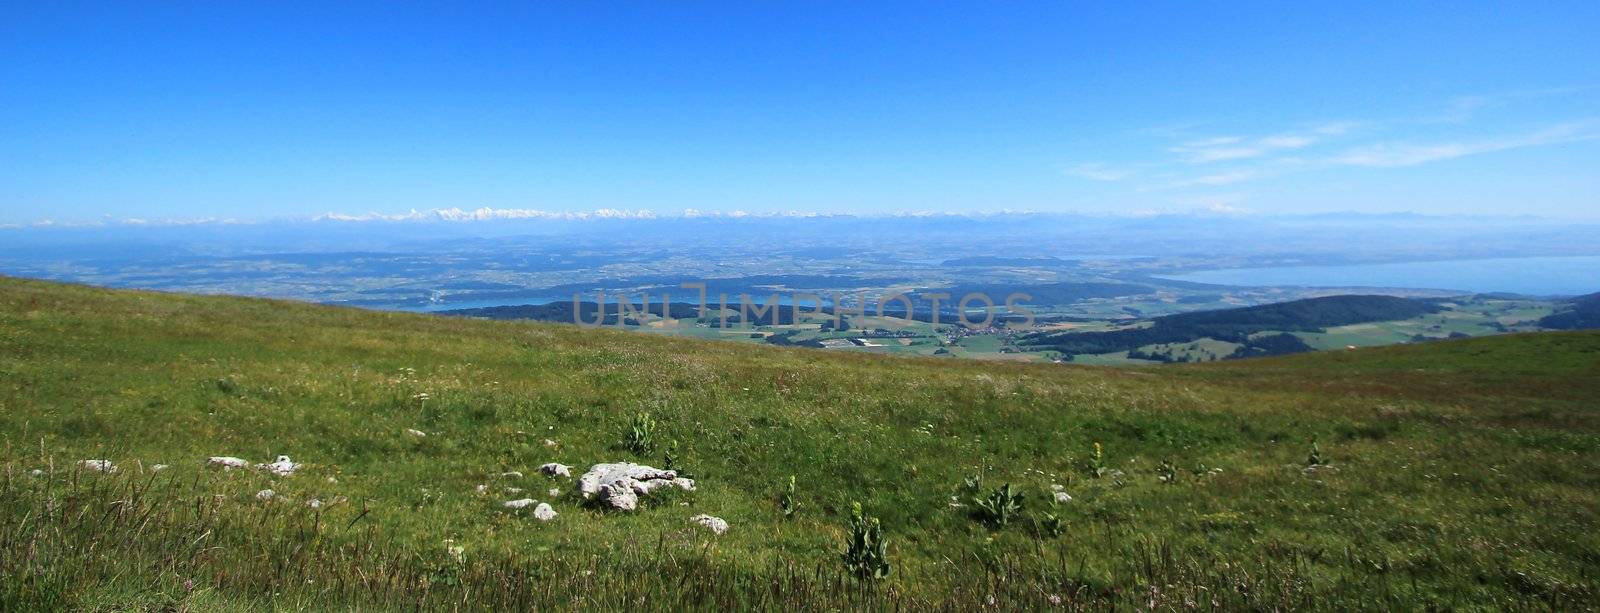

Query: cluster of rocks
[[206, 454, 300, 476], [575, 463, 696, 511]]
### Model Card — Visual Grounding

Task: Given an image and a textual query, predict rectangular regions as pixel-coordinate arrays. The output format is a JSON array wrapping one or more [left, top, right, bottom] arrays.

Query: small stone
[[258, 456, 299, 477], [503, 498, 536, 510], [207, 456, 249, 470], [690, 514, 729, 535], [78, 459, 117, 473], [406, 428, 427, 437], [533, 503, 557, 521], [538, 463, 572, 478], [256, 489, 276, 501], [1053, 491, 1072, 504]]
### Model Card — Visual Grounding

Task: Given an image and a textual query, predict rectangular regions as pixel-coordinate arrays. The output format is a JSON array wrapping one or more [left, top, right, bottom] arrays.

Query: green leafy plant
[[841, 502, 891, 580], [974, 483, 1024, 527], [1088, 441, 1108, 478], [962, 473, 982, 494], [625, 412, 656, 455], [1036, 494, 1065, 538], [779, 475, 798, 519], [1307, 439, 1325, 466]]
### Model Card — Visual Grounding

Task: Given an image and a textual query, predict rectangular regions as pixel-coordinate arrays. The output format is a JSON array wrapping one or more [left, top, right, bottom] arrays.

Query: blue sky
[[2, 2, 1598, 224]]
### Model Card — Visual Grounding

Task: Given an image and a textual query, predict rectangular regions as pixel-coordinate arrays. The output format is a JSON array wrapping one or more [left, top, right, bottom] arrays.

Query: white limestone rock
[[575, 463, 695, 511], [78, 459, 117, 473], [538, 463, 572, 478], [690, 514, 728, 535], [208, 456, 249, 470], [503, 498, 537, 510], [533, 503, 558, 521], [260, 455, 300, 477]]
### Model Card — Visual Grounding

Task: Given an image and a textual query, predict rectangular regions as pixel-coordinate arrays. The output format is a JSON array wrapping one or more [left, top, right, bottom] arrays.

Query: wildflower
[[475, 484, 488, 495], [307, 498, 322, 509], [1047, 594, 1063, 606]]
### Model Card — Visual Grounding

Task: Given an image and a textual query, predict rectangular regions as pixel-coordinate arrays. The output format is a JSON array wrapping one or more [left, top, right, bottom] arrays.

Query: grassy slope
[[2, 276, 1597, 609]]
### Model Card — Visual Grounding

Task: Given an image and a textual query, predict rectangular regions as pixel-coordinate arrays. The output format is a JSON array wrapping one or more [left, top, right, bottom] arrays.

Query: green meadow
[[2, 276, 1596, 610]]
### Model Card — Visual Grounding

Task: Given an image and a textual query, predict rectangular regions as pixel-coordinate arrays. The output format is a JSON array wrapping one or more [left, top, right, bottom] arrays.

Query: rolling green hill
[[1540, 292, 1600, 330], [1024, 295, 1441, 356], [2, 277, 1597, 609]]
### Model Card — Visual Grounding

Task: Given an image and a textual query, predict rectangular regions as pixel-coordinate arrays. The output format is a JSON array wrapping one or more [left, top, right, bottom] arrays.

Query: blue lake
[[1158, 256, 1600, 297]]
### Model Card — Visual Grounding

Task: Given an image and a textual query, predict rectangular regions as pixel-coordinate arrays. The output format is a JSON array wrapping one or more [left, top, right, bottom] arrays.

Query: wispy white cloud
[[1063, 163, 1134, 182], [1330, 120, 1600, 168], [1427, 86, 1592, 123], [1168, 130, 1325, 163], [1174, 170, 1259, 187]]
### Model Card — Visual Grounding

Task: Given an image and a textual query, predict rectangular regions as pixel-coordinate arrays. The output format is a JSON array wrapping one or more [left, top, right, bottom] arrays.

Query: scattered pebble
[[538, 463, 572, 478], [690, 514, 729, 535], [208, 456, 249, 470], [256, 489, 276, 501], [533, 503, 557, 521], [501, 471, 524, 479], [475, 484, 488, 495], [151, 464, 170, 472], [1053, 491, 1072, 504], [548, 487, 562, 497], [406, 428, 427, 437], [78, 459, 117, 473], [29, 469, 44, 477], [260, 455, 300, 477], [307, 498, 323, 509], [504, 498, 537, 510]]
